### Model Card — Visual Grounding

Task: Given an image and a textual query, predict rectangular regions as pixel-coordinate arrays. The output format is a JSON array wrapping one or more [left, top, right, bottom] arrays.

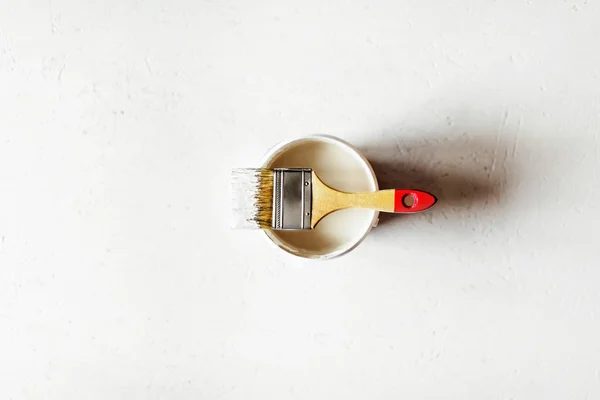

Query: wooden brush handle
[[310, 171, 437, 228], [329, 189, 437, 213]]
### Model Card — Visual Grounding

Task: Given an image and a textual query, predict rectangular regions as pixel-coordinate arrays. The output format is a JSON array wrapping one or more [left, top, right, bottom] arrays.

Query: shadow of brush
[[359, 133, 517, 233]]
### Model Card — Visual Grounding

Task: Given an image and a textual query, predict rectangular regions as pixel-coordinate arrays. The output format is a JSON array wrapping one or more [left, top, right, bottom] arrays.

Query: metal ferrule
[[272, 168, 312, 230]]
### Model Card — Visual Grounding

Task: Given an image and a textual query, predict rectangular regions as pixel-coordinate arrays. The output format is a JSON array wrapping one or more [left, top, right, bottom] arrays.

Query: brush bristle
[[230, 168, 274, 229]]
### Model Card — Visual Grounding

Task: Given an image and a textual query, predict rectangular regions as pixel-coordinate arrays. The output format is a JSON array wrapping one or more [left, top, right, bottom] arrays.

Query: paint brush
[[231, 168, 437, 230]]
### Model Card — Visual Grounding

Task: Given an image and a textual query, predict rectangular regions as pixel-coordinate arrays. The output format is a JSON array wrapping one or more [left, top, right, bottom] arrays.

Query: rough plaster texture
[[1, 0, 600, 399]]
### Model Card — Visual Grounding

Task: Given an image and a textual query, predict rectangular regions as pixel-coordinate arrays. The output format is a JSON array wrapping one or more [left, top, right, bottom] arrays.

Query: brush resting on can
[[232, 168, 437, 230]]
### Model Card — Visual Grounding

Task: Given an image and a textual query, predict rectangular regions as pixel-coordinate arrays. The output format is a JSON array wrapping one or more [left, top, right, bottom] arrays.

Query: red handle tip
[[393, 189, 438, 213]]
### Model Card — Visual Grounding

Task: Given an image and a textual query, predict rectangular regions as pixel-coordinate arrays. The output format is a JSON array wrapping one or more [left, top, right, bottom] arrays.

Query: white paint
[[2, 0, 600, 399], [262, 136, 378, 259]]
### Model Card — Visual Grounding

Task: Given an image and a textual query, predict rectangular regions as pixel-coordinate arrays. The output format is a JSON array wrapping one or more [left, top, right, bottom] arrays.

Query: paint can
[[261, 135, 379, 259]]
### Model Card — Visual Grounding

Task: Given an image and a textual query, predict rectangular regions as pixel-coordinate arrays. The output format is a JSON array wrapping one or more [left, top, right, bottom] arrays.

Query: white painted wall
[[1, 0, 599, 398]]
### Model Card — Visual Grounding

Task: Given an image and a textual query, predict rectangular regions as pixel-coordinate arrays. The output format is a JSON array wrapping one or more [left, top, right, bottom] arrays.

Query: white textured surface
[[1, 0, 600, 398]]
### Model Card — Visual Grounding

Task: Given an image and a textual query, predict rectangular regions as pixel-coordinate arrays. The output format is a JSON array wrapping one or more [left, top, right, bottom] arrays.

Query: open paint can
[[261, 135, 379, 259]]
